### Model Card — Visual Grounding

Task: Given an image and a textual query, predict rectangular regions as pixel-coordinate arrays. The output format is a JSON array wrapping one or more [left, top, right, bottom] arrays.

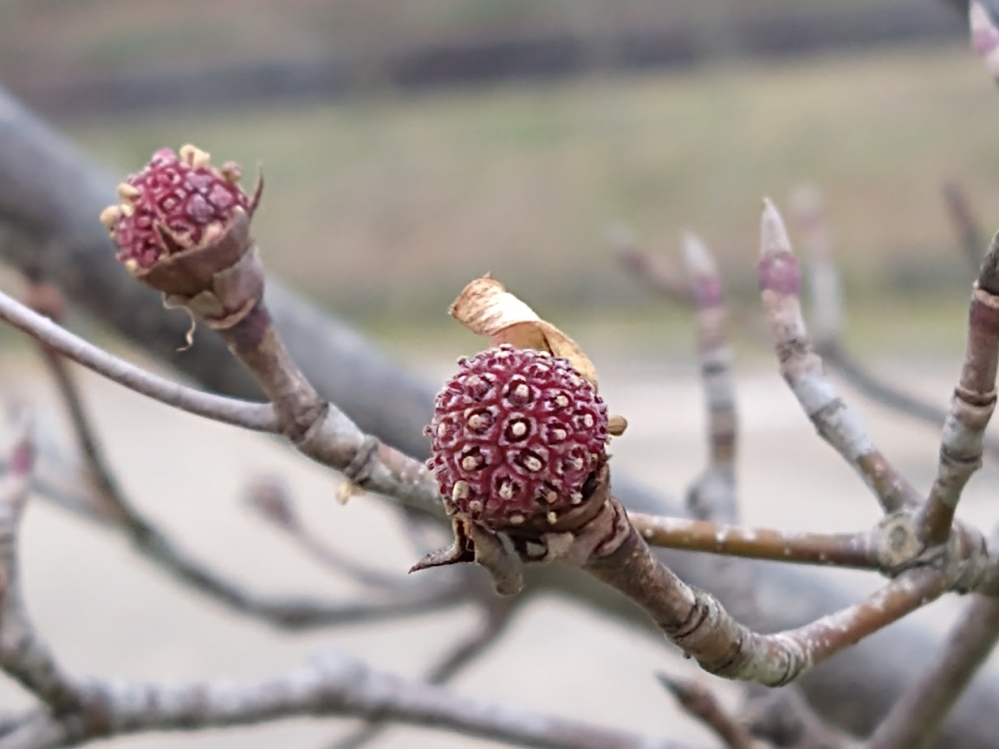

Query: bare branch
[[683, 233, 737, 482], [679, 231, 759, 626], [864, 593, 999, 749], [0, 288, 278, 431], [11, 317, 462, 629], [4, 83, 999, 745], [0, 409, 82, 711], [918, 238, 999, 545], [757, 200, 920, 513], [658, 675, 755, 749], [0, 651, 694, 749], [0, 287, 445, 517], [629, 514, 879, 569], [817, 343, 956, 433]]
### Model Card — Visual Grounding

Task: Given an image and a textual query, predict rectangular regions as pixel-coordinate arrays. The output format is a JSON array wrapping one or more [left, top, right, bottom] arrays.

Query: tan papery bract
[[449, 276, 627, 436], [449, 277, 599, 389]]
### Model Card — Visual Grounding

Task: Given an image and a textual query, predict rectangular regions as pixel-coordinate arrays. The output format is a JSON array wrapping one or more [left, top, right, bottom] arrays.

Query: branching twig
[[0, 287, 445, 517], [0, 650, 693, 749], [8, 307, 463, 628], [579, 202, 999, 689], [0, 288, 277, 430], [586, 517, 947, 686]]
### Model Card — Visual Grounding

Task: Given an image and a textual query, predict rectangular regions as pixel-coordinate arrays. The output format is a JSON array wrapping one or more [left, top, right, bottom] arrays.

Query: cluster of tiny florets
[[426, 344, 608, 528], [100, 145, 251, 270]]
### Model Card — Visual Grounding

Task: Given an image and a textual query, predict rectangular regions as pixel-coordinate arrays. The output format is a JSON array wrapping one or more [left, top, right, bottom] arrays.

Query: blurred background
[[3, 3, 999, 748], [0, 0, 985, 355]]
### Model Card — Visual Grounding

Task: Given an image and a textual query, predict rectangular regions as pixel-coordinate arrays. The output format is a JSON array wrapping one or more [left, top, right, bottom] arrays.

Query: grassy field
[[59, 43, 992, 356]]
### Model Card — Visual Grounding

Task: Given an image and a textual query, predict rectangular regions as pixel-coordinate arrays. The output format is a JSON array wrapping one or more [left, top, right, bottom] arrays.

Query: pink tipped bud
[[426, 344, 609, 530], [101, 145, 256, 271]]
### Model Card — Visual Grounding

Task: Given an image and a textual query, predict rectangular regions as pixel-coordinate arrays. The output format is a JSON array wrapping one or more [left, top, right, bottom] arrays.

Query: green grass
[[61, 43, 999, 356]]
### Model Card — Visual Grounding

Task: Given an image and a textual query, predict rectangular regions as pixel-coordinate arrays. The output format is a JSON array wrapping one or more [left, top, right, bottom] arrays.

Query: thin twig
[[918, 238, 999, 545], [683, 233, 737, 486], [628, 514, 879, 569], [657, 675, 755, 749], [0, 408, 83, 712], [864, 593, 999, 749], [758, 200, 920, 513], [0, 289, 277, 431], [790, 183, 999, 461], [680, 232, 758, 624], [0, 288, 445, 517]]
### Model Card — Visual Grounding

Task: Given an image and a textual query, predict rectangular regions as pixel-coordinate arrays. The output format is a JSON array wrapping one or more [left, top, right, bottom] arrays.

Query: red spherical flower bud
[[100, 145, 255, 271], [427, 344, 609, 530]]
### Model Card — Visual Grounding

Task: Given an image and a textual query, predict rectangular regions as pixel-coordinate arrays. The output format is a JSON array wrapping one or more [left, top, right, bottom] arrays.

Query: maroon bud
[[426, 344, 609, 530], [100, 145, 254, 271], [100, 145, 266, 327]]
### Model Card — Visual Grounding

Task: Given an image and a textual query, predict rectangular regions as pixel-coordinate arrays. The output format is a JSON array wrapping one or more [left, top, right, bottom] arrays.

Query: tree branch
[[586, 519, 946, 687], [0, 409, 83, 712], [918, 238, 999, 544], [2, 85, 999, 746], [789, 183, 999, 461], [0, 286, 445, 517], [0, 651, 695, 749], [607, 226, 692, 306], [863, 592, 999, 749], [629, 514, 878, 569], [758, 200, 920, 512]]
